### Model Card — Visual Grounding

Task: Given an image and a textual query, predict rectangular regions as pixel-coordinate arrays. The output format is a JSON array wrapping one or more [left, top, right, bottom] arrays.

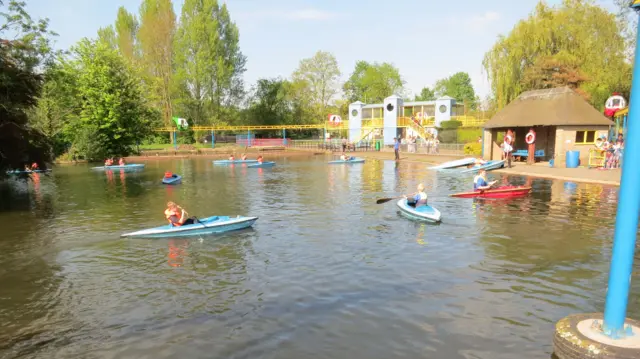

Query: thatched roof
[[484, 87, 612, 129]]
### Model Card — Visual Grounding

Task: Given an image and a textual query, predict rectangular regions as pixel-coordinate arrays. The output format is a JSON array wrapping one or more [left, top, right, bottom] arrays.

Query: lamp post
[[552, 1, 640, 357]]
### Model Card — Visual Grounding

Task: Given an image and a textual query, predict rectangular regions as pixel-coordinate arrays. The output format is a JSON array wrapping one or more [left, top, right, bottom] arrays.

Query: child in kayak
[[105, 158, 114, 166], [257, 155, 264, 164], [241, 153, 248, 160], [405, 183, 428, 208], [164, 201, 195, 226], [340, 153, 352, 161], [119, 158, 125, 166], [474, 169, 496, 191], [229, 155, 235, 161]]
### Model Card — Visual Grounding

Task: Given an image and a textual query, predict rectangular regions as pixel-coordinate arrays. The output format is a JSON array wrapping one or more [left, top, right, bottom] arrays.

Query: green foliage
[[414, 87, 435, 101], [464, 142, 482, 156], [68, 39, 155, 160], [0, 0, 57, 173], [343, 61, 405, 103], [173, 0, 246, 125], [115, 7, 138, 61], [434, 72, 477, 109], [97, 26, 117, 49], [292, 51, 340, 121], [247, 78, 292, 126], [439, 120, 462, 130], [483, 0, 631, 109], [457, 128, 482, 143]]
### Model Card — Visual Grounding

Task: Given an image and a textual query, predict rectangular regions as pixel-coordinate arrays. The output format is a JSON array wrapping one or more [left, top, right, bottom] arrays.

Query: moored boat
[[450, 186, 532, 199], [328, 158, 365, 164], [92, 164, 145, 171], [247, 161, 275, 168], [120, 215, 258, 238], [162, 174, 182, 185], [213, 159, 259, 165], [6, 169, 51, 175], [460, 160, 505, 174], [428, 157, 476, 170], [396, 199, 442, 223]]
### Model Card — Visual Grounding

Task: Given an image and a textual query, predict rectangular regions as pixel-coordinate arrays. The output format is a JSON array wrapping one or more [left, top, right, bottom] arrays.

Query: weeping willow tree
[[483, 0, 632, 110]]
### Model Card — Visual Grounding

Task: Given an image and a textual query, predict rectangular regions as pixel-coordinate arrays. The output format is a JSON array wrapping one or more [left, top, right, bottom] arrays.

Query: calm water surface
[[0, 156, 634, 359]]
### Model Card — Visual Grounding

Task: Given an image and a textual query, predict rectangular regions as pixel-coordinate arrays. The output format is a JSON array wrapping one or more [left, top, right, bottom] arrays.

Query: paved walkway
[[345, 150, 622, 186]]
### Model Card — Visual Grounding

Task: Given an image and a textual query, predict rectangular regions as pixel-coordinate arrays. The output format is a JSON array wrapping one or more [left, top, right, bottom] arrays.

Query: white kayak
[[396, 199, 442, 223]]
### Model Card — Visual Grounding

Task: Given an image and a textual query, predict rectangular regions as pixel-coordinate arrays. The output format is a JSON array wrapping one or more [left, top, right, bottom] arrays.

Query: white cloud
[[238, 8, 342, 22]]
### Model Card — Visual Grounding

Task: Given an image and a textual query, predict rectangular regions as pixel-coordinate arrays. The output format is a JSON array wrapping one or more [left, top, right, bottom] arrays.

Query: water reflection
[[0, 157, 630, 359]]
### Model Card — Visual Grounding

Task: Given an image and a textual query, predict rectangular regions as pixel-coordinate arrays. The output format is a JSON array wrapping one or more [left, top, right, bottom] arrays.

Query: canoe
[[120, 215, 258, 238], [6, 169, 51, 174], [247, 161, 275, 168], [213, 160, 259, 165], [428, 157, 476, 170], [396, 199, 442, 223], [328, 158, 365, 164], [450, 186, 532, 199], [460, 160, 505, 173], [92, 164, 145, 171], [162, 174, 182, 185]]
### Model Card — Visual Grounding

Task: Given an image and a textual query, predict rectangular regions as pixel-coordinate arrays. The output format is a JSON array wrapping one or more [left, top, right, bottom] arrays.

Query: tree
[[0, 0, 57, 173], [614, 0, 636, 61], [520, 54, 590, 100], [115, 6, 138, 62], [343, 61, 404, 103], [174, 0, 246, 126], [97, 26, 117, 49], [68, 39, 154, 160], [434, 72, 477, 109], [246, 78, 292, 126], [414, 87, 436, 101], [483, 0, 631, 109], [138, 0, 176, 126], [292, 51, 340, 121]]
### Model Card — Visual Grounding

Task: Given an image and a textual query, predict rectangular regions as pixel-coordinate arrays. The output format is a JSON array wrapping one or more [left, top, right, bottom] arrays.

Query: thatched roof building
[[484, 87, 611, 129]]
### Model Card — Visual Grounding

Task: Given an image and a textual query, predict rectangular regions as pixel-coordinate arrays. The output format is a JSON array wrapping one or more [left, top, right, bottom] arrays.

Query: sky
[[17, 0, 618, 102]]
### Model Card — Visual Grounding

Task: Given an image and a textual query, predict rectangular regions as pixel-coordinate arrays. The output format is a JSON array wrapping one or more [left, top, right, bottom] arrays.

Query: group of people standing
[[596, 133, 624, 169]]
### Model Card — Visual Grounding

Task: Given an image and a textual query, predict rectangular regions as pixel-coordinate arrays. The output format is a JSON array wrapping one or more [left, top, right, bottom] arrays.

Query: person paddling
[[119, 157, 125, 166], [257, 155, 264, 164], [241, 153, 248, 160], [340, 152, 352, 161], [474, 169, 496, 191], [105, 158, 114, 166], [164, 201, 195, 227], [229, 155, 235, 161], [405, 183, 428, 208]]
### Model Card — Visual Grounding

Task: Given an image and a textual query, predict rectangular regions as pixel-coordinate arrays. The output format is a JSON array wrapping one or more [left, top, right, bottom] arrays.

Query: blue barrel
[[549, 159, 555, 168], [566, 151, 580, 168]]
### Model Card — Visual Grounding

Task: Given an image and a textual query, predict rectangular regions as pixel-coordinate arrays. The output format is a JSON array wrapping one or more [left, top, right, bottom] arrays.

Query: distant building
[[482, 87, 612, 165]]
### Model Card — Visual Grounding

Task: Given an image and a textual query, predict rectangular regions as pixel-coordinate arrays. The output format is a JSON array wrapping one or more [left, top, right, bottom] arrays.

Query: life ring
[[525, 132, 535, 144]]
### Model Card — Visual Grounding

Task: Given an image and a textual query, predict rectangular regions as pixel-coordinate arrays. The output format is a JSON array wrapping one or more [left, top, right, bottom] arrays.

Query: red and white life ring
[[525, 131, 535, 144]]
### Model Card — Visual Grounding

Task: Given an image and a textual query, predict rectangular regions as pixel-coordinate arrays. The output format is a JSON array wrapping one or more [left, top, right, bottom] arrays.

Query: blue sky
[[20, 0, 617, 101]]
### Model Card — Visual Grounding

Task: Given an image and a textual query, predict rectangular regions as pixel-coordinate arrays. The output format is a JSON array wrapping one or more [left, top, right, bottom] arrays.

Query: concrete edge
[[493, 169, 620, 187]]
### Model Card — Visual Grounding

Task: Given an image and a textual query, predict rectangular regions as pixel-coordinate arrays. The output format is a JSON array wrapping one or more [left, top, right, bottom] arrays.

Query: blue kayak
[[396, 199, 442, 223], [120, 215, 258, 238], [213, 160, 258, 165], [328, 158, 365, 164], [247, 161, 275, 168], [162, 174, 182, 185], [92, 164, 145, 171], [6, 169, 51, 174], [460, 160, 505, 174]]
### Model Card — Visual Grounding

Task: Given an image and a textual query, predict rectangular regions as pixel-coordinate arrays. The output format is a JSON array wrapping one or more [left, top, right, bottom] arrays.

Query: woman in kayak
[[105, 158, 114, 166], [405, 183, 428, 208], [340, 153, 352, 161], [118, 158, 126, 166], [229, 154, 235, 161], [165, 201, 195, 226], [474, 169, 496, 191]]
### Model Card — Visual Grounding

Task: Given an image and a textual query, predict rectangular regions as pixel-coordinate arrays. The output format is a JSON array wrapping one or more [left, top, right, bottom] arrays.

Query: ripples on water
[[0, 157, 632, 359]]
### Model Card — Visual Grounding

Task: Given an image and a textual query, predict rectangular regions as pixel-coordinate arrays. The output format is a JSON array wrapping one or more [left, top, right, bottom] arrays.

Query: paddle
[[376, 196, 405, 204]]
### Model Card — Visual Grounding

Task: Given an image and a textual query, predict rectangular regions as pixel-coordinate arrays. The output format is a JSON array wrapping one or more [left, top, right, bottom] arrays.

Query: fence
[[287, 139, 466, 155]]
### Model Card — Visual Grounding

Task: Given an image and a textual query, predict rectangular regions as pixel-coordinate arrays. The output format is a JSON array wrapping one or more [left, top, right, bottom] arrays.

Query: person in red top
[[257, 155, 264, 164], [105, 158, 113, 166], [118, 157, 125, 166], [229, 155, 235, 161], [164, 201, 195, 226], [31, 162, 39, 170]]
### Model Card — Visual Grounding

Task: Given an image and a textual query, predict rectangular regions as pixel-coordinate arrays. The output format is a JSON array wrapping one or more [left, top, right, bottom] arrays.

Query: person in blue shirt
[[394, 137, 400, 160], [474, 169, 496, 191], [405, 183, 428, 208]]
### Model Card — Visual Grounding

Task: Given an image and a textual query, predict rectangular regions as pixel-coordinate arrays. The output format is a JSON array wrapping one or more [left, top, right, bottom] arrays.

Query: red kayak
[[450, 186, 532, 199]]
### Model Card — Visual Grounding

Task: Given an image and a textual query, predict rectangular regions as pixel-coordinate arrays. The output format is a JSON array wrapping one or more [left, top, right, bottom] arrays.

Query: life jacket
[[164, 171, 173, 178], [415, 192, 428, 206], [229, 156, 235, 161], [165, 208, 182, 226], [31, 163, 38, 169]]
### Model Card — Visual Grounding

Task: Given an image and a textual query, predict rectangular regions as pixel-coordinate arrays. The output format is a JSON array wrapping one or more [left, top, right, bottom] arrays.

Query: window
[[351, 109, 358, 117], [386, 103, 394, 112], [575, 130, 596, 144], [439, 105, 447, 113]]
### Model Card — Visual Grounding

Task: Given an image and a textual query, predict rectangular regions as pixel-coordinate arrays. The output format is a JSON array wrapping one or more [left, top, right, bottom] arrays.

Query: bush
[[464, 142, 482, 155], [438, 130, 457, 144], [457, 128, 482, 143], [439, 120, 462, 130]]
